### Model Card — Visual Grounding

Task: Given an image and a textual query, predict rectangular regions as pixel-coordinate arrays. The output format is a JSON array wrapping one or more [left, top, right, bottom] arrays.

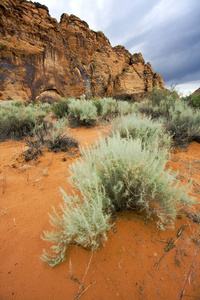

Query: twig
[[69, 258, 83, 290], [156, 224, 189, 271], [77, 252, 93, 295], [156, 245, 176, 270], [177, 225, 188, 238], [69, 253, 95, 300], [179, 242, 199, 299], [74, 281, 96, 300]]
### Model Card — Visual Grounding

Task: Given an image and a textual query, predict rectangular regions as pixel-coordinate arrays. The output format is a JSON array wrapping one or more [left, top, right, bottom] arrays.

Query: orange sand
[[0, 126, 200, 300]]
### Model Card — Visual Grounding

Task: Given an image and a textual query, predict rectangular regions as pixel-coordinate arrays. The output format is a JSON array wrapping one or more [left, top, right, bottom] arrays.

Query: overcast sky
[[37, 0, 200, 95]]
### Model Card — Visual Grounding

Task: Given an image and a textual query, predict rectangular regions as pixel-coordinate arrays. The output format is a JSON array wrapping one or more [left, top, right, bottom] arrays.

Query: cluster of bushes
[[52, 97, 136, 125], [0, 97, 137, 150], [0, 101, 79, 158], [0, 92, 198, 267], [138, 88, 200, 147], [0, 101, 51, 141]]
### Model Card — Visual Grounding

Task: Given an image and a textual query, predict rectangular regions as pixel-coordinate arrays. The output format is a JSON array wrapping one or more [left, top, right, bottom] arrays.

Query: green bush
[[68, 98, 98, 126], [111, 114, 171, 149], [24, 119, 78, 161], [116, 100, 136, 115], [162, 101, 200, 146], [183, 94, 200, 109], [0, 101, 48, 140], [42, 134, 193, 266], [51, 98, 71, 118], [138, 91, 200, 147], [148, 87, 178, 107], [92, 97, 118, 118], [92, 98, 137, 119], [139, 93, 178, 119]]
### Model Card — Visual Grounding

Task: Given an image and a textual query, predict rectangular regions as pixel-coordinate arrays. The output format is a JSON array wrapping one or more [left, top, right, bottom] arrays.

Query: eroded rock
[[0, 0, 165, 102]]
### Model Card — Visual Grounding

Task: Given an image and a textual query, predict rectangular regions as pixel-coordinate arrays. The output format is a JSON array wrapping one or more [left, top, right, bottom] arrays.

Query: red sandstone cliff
[[0, 0, 165, 102]]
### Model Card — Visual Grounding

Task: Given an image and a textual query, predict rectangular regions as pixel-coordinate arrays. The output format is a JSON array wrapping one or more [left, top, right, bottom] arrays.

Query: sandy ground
[[0, 125, 200, 300]]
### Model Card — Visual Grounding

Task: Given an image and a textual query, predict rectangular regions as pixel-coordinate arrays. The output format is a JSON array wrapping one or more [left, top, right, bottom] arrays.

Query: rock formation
[[0, 0, 165, 102], [193, 88, 200, 95]]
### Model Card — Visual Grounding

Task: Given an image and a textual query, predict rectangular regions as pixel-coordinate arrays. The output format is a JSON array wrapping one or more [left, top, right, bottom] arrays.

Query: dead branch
[[69, 258, 83, 290], [156, 244, 176, 270], [179, 234, 200, 299], [74, 281, 96, 300], [69, 253, 95, 300]]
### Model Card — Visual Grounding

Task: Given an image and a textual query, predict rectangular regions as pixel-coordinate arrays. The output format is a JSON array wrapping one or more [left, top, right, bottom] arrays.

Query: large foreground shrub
[[42, 134, 193, 266]]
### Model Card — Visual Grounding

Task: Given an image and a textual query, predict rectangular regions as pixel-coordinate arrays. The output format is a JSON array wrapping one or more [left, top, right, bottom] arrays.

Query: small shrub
[[148, 88, 178, 107], [93, 97, 118, 118], [138, 91, 200, 147], [52, 98, 70, 118], [68, 99, 98, 126], [42, 134, 193, 266], [0, 102, 36, 140], [45, 119, 78, 152], [116, 101, 136, 115], [41, 190, 111, 266], [111, 114, 171, 149], [0, 101, 50, 141], [24, 119, 78, 161], [183, 94, 200, 109], [92, 98, 137, 119], [162, 102, 200, 147]]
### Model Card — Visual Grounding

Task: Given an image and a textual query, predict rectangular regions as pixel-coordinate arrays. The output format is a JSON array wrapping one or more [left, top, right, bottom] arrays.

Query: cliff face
[[0, 0, 165, 102]]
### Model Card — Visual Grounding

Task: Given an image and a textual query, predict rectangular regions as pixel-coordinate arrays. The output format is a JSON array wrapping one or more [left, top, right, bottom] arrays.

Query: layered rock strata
[[0, 0, 165, 102]]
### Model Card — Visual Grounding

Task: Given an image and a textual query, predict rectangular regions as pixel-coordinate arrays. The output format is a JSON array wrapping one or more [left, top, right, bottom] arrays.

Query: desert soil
[[0, 125, 200, 300]]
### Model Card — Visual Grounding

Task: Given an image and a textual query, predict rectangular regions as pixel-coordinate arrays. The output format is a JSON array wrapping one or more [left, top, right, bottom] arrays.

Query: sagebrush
[[111, 113, 171, 149], [24, 119, 78, 161], [42, 134, 193, 266], [0, 101, 50, 140]]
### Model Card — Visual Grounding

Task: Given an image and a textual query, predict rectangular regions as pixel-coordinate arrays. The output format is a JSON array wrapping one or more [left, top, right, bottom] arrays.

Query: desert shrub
[[92, 98, 137, 119], [183, 94, 200, 109], [162, 102, 200, 146], [24, 119, 78, 161], [0, 100, 51, 141], [139, 93, 178, 119], [68, 98, 98, 126], [51, 98, 71, 118], [92, 97, 118, 118], [44, 119, 78, 152], [30, 102, 51, 114], [138, 92, 200, 147], [149, 87, 178, 107], [0, 101, 42, 140], [111, 114, 171, 149], [41, 190, 111, 266], [116, 100, 136, 115], [42, 134, 193, 266]]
